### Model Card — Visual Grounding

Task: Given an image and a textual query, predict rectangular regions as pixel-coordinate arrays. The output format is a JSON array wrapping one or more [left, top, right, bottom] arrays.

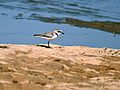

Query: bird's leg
[[48, 41, 50, 48]]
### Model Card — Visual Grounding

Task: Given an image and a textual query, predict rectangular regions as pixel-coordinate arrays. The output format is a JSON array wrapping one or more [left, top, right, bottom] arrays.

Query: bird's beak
[[62, 32, 65, 35]]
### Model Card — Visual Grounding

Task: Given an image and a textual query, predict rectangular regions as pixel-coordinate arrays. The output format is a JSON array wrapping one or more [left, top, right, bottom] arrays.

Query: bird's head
[[54, 29, 65, 35]]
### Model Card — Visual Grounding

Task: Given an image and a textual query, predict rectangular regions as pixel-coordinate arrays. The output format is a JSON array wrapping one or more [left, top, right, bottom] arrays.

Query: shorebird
[[33, 29, 64, 48]]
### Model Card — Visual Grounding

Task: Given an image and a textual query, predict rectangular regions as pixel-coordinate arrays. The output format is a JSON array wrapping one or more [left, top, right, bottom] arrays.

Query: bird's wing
[[34, 32, 54, 38], [41, 32, 54, 38]]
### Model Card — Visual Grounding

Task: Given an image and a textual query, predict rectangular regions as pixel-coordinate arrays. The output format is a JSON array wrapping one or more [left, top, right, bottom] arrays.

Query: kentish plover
[[33, 29, 64, 48]]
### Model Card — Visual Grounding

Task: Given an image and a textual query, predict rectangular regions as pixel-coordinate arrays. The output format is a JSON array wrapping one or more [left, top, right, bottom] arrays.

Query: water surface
[[0, 0, 120, 48]]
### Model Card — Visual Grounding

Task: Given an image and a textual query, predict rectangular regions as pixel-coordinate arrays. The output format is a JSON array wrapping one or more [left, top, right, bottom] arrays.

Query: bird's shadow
[[36, 44, 51, 48], [0, 46, 9, 49]]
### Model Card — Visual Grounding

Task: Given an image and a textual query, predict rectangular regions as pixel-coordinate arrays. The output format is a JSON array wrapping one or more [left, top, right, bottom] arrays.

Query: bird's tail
[[33, 34, 41, 37]]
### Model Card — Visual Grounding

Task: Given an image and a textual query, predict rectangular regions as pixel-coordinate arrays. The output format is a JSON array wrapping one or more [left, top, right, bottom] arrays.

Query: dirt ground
[[0, 44, 120, 90]]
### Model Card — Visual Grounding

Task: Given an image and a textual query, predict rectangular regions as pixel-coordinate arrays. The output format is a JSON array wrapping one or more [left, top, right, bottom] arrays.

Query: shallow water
[[0, 0, 120, 48]]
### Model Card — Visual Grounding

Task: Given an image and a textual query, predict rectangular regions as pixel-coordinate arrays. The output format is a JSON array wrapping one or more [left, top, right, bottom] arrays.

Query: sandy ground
[[0, 44, 120, 90]]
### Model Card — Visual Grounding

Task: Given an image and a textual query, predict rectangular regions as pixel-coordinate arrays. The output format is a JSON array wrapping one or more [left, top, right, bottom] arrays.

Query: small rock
[[12, 80, 18, 83]]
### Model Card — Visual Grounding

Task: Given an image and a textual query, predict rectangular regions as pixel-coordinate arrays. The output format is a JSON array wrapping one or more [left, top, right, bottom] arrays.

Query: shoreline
[[0, 43, 119, 49], [0, 44, 120, 90]]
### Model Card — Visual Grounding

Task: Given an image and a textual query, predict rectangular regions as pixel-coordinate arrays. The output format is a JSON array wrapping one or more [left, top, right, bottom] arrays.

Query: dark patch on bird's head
[[55, 29, 65, 35]]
